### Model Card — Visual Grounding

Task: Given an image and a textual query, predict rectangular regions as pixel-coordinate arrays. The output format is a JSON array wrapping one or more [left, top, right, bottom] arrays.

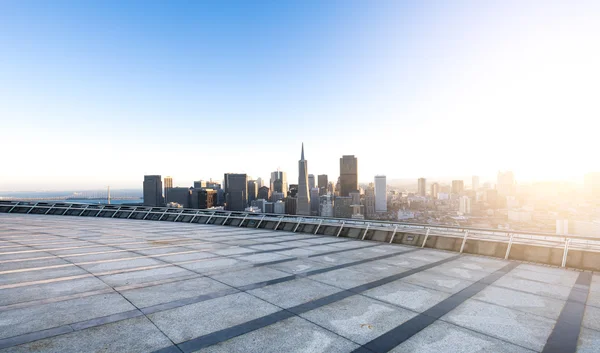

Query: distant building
[[472, 176, 480, 190], [452, 180, 464, 195], [288, 184, 298, 198], [486, 189, 498, 208], [274, 200, 286, 214], [308, 174, 316, 190], [257, 186, 270, 201], [256, 177, 264, 189], [459, 196, 471, 214], [318, 174, 328, 196], [193, 180, 206, 189], [334, 196, 353, 218], [168, 187, 192, 208], [191, 188, 216, 209], [143, 175, 164, 207], [272, 192, 284, 203], [364, 185, 376, 218], [164, 176, 173, 204], [497, 171, 515, 196], [320, 194, 334, 217], [310, 188, 320, 215], [339, 155, 358, 196], [430, 183, 439, 199], [297, 144, 311, 215], [284, 197, 297, 215], [375, 175, 387, 213], [248, 180, 258, 203], [270, 171, 288, 197], [265, 202, 274, 214], [251, 199, 267, 213], [418, 178, 426, 197], [224, 173, 248, 211]]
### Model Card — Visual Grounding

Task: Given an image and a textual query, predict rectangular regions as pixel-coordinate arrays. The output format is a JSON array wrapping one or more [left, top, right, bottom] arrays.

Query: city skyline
[[2, 1, 599, 190]]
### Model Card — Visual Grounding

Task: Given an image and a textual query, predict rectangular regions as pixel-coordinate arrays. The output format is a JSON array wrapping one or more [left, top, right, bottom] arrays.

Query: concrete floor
[[0, 213, 599, 353]]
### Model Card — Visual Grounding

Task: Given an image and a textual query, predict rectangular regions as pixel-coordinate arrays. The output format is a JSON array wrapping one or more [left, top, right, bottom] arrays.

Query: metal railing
[[1, 200, 598, 268]]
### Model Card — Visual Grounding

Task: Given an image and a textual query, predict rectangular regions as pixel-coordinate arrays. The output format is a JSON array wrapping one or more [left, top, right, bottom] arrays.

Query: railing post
[[223, 212, 232, 225], [174, 209, 184, 222], [361, 223, 371, 240], [459, 230, 469, 253], [293, 218, 303, 233], [239, 214, 248, 227], [142, 208, 152, 220], [336, 221, 345, 237], [561, 238, 571, 268], [389, 225, 399, 243], [314, 219, 323, 235], [256, 214, 266, 228], [26, 202, 39, 214], [44, 204, 55, 215], [7, 202, 19, 213], [127, 206, 137, 219], [206, 211, 216, 224], [421, 227, 431, 248], [274, 216, 283, 230], [504, 233, 514, 260]]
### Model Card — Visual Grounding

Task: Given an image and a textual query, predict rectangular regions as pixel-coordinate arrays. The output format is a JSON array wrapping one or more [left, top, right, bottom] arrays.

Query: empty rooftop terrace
[[0, 213, 599, 353]]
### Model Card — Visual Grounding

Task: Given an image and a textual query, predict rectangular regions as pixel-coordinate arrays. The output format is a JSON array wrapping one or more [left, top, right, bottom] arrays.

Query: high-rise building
[[364, 185, 376, 218], [320, 194, 334, 217], [317, 174, 328, 196], [190, 188, 216, 209], [257, 186, 270, 201], [143, 175, 163, 207], [272, 192, 284, 203], [256, 177, 264, 189], [339, 155, 358, 196], [328, 181, 335, 195], [497, 171, 515, 196], [247, 180, 258, 203], [164, 176, 173, 203], [251, 199, 267, 213], [334, 196, 353, 218], [224, 173, 248, 211], [374, 175, 387, 213], [472, 176, 480, 191], [452, 180, 464, 195], [310, 188, 320, 215], [274, 200, 285, 214], [270, 171, 288, 197], [193, 180, 205, 189], [459, 196, 471, 214], [418, 178, 426, 197], [296, 143, 311, 215], [284, 197, 297, 215], [430, 182, 440, 199], [167, 187, 192, 208], [308, 174, 316, 190]]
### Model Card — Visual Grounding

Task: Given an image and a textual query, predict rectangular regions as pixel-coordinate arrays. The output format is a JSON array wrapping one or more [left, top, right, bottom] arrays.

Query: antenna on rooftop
[[107, 186, 111, 205]]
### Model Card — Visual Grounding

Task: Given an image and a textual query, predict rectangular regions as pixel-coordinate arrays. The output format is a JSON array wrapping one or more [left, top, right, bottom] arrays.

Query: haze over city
[[2, 1, 599, 191]]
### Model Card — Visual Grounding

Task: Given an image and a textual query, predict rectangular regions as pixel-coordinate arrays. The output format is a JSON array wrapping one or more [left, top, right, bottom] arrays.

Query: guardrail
[[1, 200, 599, 270]]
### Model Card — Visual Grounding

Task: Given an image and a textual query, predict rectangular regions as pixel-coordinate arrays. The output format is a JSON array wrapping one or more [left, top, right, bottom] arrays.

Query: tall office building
[[310, 188, 320, 216], [284, 197, 297, 215], [318, 174, 328, 196], [375, 175, 387, 212], [430, 182, 440, 199], [339, 155, 358, 196], [452, 180, 464, 195], [247, 180, 258, 203], [257, 186, 270, 201], [320, 194, 333, 217], [308, 174, 316, 190], [364, 185, 376, 218], [270, 171, 288, 197], [472, 176, 480, 191], [164, 176, 173, 203], [224, 173, 248, 211], [459, 196, 471, 214], [296, 143, 311, 215], [167, 187, 192, 207], [497, 171, 515, 196], [334, 196, 353, 218], [418, 178, 426, 197], [256, 177, 264, 189], [143, 175, 163, 207]]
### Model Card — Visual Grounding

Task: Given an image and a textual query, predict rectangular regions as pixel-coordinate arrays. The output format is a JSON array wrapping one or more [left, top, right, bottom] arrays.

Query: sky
[[1, 0, 599, 191]]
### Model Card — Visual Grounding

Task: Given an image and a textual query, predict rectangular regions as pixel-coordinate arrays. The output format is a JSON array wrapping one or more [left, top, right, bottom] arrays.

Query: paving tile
[[401, 269, 474, 294], [99, 266, 197, 287], [583, 305, 600, 331], [0, 276, 110, 306], [233, 252, 292, 264], [309, 267, 388, 289], [248, 278, 341, 308], [210, 266, 291, 287], [508, 267, 578, 287], [442, 299, 556, 351], [265, 259, 330, 274], [493, 276, 572, 301], [79, 258, 164, 273], [391, 320, 535, 353], [475, 285, 565, 320], [149, 292, 280, 343], [300, 295, 416, 344], [363, 280, 451, 312], [196, 316, 359, 353], [0, 266, 88, 286], [577, 327, 600, 353]]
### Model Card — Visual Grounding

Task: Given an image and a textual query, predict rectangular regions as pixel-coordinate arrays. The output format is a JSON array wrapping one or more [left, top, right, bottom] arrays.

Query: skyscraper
[[308, 174, 316, 190], [452, 180, 464, 195], [472, 176, 480, 190], [164, 176, 173, 204], [256, 177, 264, 189], [143, 175, 163, 207], [375, 175, 387, 212], [296, 143, 311, 215], [310, 188, 320, 215], [339, 155, 358, 196], [270, 170, 288, 197], [418, 178, 426, 197], [318, 174, 328, 196], [430, 182, 440, 199], [247, 180, 258, 203], [459, 196, 471, 214], [364, 184, 376, 218], [224, 173, 248, 211], [257, 186, 270, 201]]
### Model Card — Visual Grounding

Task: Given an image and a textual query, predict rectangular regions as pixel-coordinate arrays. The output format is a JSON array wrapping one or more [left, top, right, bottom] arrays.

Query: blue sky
[[1, 1, 599, 190]]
